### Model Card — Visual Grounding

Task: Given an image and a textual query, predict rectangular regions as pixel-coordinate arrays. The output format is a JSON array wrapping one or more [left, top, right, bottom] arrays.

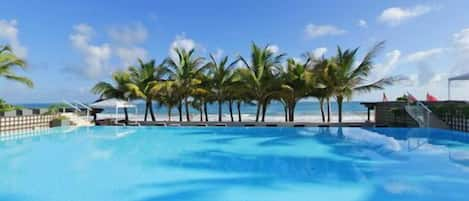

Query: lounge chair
[[375, 124, 388, 128], [167, 123, 181, 127], [127, 121, 141, 126], [293, 124, 305, 127], [153, 123, 167, 127]]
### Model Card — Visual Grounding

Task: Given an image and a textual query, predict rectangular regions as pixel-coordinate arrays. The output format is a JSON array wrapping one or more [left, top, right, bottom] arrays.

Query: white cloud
[[453, 28, 469, 54], [451, 28, 469, 75], [211, 48, 224, 60], [169, 34, 196, 61], [304, 24, 346, 39], [358, 19, 368, 28], [70, 24, 112, 79], [292, 57, 304, 63], [373, 50, 401, 79], [402, 74, 418, 86], [417, 64, 444, 86], [405, 48, 445, 63], [0, 19, 27, 58], [108, 23, 148, 45], [312, 47, 328, 58], [378, 5, 433, 26], [115, 47, 147, 67], [267, 44, 279, 54], [108, 23, 149, 67]]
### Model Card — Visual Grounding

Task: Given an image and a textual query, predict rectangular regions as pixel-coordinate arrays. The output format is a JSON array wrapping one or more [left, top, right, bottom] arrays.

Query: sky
[[1, 0, 469, 103]]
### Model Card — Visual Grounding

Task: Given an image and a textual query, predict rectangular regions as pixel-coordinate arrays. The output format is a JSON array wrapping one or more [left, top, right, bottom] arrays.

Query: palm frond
[[4, 74, 34, 88]]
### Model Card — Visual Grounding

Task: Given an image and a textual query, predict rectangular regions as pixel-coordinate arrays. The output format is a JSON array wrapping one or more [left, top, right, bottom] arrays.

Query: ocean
[[18, 101, 372, 122]]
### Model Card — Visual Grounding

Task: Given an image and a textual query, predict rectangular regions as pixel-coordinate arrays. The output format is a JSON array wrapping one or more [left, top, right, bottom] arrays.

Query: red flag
[[383, 93, 388, 102], [426, 93, 438, 102], [407, 93, 417, 103]]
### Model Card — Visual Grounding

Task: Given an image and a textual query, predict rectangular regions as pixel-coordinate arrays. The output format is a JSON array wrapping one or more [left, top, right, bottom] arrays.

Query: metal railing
[[62, 100, 93, 122], [405, 101, 432, 127]]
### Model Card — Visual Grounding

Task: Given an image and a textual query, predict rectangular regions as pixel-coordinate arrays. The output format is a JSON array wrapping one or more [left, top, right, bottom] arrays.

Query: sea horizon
[[18, 101, 372, 122]]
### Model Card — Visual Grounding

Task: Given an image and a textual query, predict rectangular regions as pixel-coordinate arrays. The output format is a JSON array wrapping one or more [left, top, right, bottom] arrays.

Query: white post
[[448, 80, 451, 100], [115, 106, 118, 124]]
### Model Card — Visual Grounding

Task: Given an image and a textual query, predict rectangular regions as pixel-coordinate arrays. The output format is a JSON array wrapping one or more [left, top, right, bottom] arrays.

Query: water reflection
[[2, 126, 469, 201]]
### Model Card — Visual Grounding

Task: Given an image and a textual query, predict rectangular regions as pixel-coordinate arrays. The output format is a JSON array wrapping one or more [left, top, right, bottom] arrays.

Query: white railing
[[405, 101, 432, 127], [62, 100, 81, 113], [62, 100, 93, 122], [74, 100, 92, 118]]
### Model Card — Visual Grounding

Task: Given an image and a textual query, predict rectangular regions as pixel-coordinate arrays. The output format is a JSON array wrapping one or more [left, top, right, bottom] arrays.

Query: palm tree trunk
[[199, 105, 203, 122], [144, 103, 149, 122], [218, 100, 222, 122], [337, 96, 343, 123], [255, 101, 261, 122], [327, 97, 331, 123], [124, 108, 129, 124], [229, 100, 234, 122], [168, 107, 172, 121], [284, 105, 288, 122], [184, 97, 190, 122], [149, 100, 156, 121], [204, 101, 208, 122], [237, 101, 242, 122], [289, 103, 295, 122], [178, 101, 182, 122], [261, 100, 267, 122], [319, 98, 325, 123]]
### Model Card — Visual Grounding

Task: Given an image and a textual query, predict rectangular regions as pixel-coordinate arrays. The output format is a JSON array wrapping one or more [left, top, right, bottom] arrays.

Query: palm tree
[[238, 43, 285, 122], [310, 57, 335, 122], [230, 69, 254, 122], [277, 58, 315, 121], [153, 81, 180, 121], [207, 54, 238, 122], [127, 59, 164, 122], [163, 48, 207, 122], [91, 71, 133, 122], [196, 72, 213, 122], [0, 45, 33, 88], [329, 41, 399, 122]]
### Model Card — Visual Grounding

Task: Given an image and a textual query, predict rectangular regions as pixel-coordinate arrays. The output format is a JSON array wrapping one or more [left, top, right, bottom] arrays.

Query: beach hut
[[90, 98, 137, 123], [448, 72, 469, 100]]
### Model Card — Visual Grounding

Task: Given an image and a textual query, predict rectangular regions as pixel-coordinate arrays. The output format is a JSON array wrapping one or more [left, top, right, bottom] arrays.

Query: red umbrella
[[426, 93, 438, 102], [407, 92, 417, 103]]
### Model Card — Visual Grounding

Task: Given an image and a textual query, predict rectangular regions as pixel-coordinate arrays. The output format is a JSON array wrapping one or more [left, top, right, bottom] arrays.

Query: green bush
[[53, 115, 69, 121], [430, 104, 469, 116], [0, 99, 23, 112], [45, 103, 69, 115], [396, 94, 408, 102]]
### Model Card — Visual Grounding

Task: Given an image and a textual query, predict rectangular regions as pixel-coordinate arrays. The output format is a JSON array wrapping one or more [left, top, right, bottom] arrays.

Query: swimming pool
[[1, 126, 469, 201]]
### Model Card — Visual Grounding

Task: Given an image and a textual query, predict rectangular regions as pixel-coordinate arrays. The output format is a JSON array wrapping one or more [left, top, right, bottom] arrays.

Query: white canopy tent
[[448, 72, 469, 100], [90, 98, 137, 123]]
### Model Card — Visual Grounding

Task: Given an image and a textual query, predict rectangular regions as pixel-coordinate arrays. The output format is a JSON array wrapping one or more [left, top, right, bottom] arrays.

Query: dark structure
[[361, 101, 469, 132]]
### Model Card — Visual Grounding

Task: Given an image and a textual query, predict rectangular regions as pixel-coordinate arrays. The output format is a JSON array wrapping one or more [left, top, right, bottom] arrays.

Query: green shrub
[[0, 99, 23, 112], [45, 103, 69, 115], [430, 104, 469, 116], [52, 116, 69, 121]]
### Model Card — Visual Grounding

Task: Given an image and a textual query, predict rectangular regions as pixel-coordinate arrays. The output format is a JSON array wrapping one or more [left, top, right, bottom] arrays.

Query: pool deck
[[96, 119, 381, 128]]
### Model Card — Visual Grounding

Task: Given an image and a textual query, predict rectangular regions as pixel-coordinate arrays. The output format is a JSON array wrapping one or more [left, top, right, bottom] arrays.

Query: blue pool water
[[1, 126, 469, 201]]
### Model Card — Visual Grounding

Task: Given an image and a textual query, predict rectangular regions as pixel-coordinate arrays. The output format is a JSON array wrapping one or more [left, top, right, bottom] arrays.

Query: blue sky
[[1, 0, 469, 103]]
